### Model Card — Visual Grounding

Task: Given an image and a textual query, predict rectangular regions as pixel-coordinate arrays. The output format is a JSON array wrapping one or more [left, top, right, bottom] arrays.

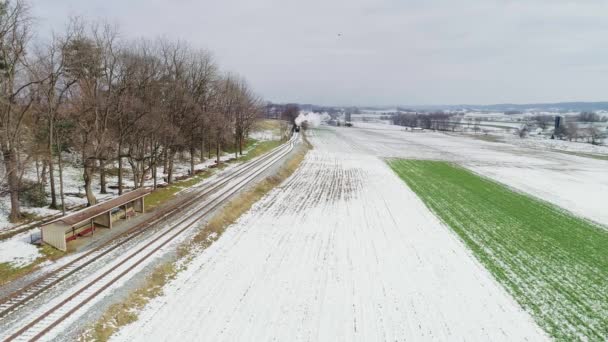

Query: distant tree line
[[530, 113, 606, 143], [264, 103, 300, 123], [552, 122, 604, 143], [530, 115, 554, 130], [392, 112, 458, 131], [576, 112, 607, 123], [0, 1, 263, 222]]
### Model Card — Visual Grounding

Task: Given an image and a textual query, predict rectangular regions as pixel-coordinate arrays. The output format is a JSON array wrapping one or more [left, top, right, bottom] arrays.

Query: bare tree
[[115, 40, 162, 191], [587, 126, 601, 145], [233, 78, 261, 156], [281, 104, 299, 124], [158, 39, 191, 183], [0, 0, 38, 221], [30, 30, 77, 209], [62, 23, 100, 205], [54, 116, 74, 215], [0, 2, 268, 223], [472, 118, 481, 134], [517, 124, 529, 138], [566, 122, 579, 141], [532, 115, 552, 130], [182, 49, 216, 172], [63, 20, 121, 205]]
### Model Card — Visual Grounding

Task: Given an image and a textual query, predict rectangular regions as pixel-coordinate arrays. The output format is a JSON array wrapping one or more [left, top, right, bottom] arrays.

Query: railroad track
[[0, 138, 294, 320], [0, 135, 297, 341]]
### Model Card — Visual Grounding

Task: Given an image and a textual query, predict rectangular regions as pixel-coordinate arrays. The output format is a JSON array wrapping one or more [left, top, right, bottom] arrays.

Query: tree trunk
[[48, 118, 57, 209], [142, 145, 153, 188], [162, 148, 168, 174], [239, 134, 244, 156], [235, 136, 238, 159], [190, 146, 195, 175], [83, 158, 97, 206], [40, 160, 48, 191], [38, 158, 46, 199], [140, 165, 147, 188], [35, 156, 41, 185], [167, 152, 174, 184], [152, 148, 157, 190], [216, 139, 221, 164], [117, 142, 123, 195], [132, 164, 140, 189], [57, 141, 66, 215], [4, 147, 22, 222], [129, 156, 142, 189], [200, 137, 205, 162], [99, 159, 107, 194]]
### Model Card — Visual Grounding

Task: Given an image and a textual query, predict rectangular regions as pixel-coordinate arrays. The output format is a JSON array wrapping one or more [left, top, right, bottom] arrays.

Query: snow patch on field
[[501, 133, 608, 154], [0, 233, 40, 267], [249, 129, 279, 141]]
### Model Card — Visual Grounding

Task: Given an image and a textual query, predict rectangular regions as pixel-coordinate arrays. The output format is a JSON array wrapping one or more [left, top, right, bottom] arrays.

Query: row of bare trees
[[0, 1, 262, 222], [554, 122, 604, 143], [392, 112, 457, 131]]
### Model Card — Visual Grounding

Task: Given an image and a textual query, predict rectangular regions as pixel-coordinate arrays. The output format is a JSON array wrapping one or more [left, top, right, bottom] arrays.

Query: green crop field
[[388, 159, 608, 341]]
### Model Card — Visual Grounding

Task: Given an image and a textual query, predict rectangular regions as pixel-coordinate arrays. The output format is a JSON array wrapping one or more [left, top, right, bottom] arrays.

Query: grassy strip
[[80, 135, 310, 342], [80, 262, 178, 341], [388, 159, 608, 341], [467, 134, 503, 143], [221, 137, 258, 155], [252, 118, 285, 132], [144, 170, 214, 212], [237, 140, 283, 162], [145, 137, 284, 212], [0, 245, 65, 286]]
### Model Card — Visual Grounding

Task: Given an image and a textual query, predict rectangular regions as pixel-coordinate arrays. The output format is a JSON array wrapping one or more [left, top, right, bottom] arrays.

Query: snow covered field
[[113, 128, 547, 341], [497, 131, 608, 155], [249, 128, 282, 142], [343, 122, 608, 227]]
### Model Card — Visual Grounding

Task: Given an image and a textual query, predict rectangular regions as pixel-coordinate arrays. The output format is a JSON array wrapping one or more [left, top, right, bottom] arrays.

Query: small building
[[41, 188, 151, 251]]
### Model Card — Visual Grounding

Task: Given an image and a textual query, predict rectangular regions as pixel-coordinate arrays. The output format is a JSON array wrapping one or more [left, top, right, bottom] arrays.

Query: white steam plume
[[295, 112, 330, 127]]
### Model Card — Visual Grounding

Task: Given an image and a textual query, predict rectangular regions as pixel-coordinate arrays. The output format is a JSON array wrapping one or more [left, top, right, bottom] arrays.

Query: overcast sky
[[30, 0, 608, 106]]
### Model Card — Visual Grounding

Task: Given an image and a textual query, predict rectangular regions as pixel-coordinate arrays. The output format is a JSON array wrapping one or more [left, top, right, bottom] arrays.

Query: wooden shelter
[[41, 188, 151, 251]]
